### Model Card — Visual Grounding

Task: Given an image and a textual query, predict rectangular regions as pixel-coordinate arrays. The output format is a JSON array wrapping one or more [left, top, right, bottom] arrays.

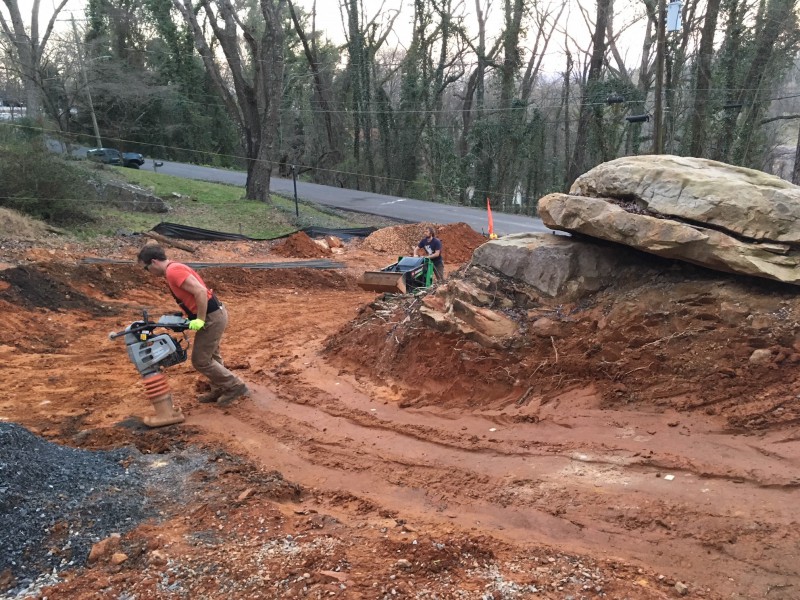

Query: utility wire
[[2, 121, 536, 205]]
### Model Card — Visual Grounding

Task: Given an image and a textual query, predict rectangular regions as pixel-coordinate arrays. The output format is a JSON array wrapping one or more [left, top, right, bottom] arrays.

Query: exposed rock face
[[534, 156, 800, 286], [571, 155, 800, 243], [472, 233, 641, 299], [418, 294, 518, 349], [98, 182, 170, 213], [538, 194, 800, 285]]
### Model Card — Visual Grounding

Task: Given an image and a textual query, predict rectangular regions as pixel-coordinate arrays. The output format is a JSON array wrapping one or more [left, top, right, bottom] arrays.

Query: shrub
[[0, 132, 98, 226]]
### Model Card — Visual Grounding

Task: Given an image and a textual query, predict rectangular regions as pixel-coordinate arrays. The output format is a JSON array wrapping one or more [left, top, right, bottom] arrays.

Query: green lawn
[[73, 167, 373, 239]]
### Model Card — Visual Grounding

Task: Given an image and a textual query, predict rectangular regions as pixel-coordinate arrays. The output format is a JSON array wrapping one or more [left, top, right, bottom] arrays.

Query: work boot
[[197, 387, 223, 403], [143, 395, 185, 428], [216, 382, 249, 407]]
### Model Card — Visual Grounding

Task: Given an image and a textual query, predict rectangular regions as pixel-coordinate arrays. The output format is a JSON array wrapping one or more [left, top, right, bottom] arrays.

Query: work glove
[[188, 319, 205, 331]]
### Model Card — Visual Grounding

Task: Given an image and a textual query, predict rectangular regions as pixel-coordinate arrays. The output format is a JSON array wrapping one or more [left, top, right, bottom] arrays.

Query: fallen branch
[[550, 336, 559, 363], [516, 386, 535, 406], [142, 231, 197, 253], [640, 329, 700, 349], [618, 363, 653, 377]]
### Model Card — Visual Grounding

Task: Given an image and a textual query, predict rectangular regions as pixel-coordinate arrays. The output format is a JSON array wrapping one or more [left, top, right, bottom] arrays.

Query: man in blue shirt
[[416, 226, 445, 283]]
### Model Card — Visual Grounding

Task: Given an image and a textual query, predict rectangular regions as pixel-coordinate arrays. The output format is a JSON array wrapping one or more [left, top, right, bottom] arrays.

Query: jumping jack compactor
[[110, 311, 190, 428]]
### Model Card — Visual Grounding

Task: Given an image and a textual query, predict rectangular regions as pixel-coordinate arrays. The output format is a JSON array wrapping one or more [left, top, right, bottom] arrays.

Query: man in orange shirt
[[137, 245, 248, 407]]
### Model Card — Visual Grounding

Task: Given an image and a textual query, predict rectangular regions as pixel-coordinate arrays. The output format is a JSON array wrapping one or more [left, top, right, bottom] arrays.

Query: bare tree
[[566, 0, 612, 187], [390, 0, 464, 196], [793, 126, 800, 185], [340, 0, 399, 191], [0, 0, 69, 117], [686, 0, 722, 156], [287, 0, 341, 171], [172, 0, 287, 202]]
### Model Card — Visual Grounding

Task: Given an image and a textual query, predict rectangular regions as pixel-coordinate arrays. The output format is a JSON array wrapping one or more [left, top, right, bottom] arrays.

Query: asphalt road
[[52, 141, 550, 234], [157, 160, 550, 235]]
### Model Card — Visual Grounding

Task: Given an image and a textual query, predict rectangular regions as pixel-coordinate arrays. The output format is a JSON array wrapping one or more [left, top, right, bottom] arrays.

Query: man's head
[[424, 226, 436, 240], [138, 244, 168, 276]]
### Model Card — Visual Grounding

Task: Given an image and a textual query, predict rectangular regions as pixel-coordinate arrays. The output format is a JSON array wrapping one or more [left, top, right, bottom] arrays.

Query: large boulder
[[472, 233, 641, 299], [97, 181, 170, 213], [538, 194, 800, 285], [571, 155, 800, 244]]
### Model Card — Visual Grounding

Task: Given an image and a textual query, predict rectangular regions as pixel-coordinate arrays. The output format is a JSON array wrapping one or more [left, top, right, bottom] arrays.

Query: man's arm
[[180, 275, 209, 321], [427, 240, 441, 259]]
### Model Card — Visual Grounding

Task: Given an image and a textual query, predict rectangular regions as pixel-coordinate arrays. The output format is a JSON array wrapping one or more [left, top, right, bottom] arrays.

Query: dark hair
[[426, 226, 436, 237], [137, 244, 167, 264]]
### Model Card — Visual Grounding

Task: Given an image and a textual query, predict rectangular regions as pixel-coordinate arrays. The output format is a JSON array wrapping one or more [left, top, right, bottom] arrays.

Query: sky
[[8, 0, 650, 79], [289, 0, 649, 77]]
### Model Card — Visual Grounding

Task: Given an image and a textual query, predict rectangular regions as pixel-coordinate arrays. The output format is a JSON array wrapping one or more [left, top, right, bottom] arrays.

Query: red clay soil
[[2, 231, 799, 600], [437, 222, 489, 262], [363, 222, 487, 262], [272, 231, 332, 259]]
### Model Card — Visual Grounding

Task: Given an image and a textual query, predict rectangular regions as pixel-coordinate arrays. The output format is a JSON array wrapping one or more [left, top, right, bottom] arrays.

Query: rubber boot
[[143, 394, 185, 428], [197, 387, 223, 403]]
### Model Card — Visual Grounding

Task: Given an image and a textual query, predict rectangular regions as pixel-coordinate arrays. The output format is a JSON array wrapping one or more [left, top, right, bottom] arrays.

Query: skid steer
[[357, 256, 434, 294]]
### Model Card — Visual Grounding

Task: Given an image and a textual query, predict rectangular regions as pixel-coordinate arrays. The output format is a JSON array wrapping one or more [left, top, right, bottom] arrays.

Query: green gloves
[[188, 319, 205, 331]]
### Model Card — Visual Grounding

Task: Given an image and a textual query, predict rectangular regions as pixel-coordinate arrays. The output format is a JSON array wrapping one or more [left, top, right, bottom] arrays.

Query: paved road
[[51, 141, 549, 234], [157, 160, 549, 235]]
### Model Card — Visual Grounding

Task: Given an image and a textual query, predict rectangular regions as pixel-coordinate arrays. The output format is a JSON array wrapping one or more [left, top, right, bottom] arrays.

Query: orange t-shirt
[[165, 262, 212, 316]]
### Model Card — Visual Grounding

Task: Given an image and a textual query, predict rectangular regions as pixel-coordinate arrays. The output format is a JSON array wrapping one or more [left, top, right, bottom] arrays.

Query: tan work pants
[[191, 305, 242, 391]]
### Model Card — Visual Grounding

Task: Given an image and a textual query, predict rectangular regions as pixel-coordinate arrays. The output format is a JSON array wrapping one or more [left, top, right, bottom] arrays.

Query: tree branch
[[760, 114, 800, 125]]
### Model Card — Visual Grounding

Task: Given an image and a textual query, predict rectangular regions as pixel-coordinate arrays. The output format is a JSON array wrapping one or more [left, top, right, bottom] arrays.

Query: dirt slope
[[1, 226, 799, 599]]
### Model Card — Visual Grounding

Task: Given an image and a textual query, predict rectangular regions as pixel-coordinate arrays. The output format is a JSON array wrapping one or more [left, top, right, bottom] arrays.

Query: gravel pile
[[0, 423, 208, 598]]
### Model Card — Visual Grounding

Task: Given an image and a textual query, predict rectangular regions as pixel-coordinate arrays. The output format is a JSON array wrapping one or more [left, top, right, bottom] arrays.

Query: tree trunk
[[562, 50, 572, 188], [494, 0, 524, 205], [687, 0, 722, 156], [730, 0, 796, 166], [0, 0, 69, 118], [287, 0, 336, 160], [793, 127, 800, 185], [172, 0, 286, 202], [566, 0, 611, 187]]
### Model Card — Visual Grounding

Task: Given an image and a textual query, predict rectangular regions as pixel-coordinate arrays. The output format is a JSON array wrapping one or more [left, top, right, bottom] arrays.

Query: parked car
[[87, 147, 122, 165], [121, 152, 145, 169], [87, 148, 145, 169]]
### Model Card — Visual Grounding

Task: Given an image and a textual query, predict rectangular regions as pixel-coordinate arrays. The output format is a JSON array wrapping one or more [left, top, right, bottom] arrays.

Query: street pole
[[652, 0, 667, 154], [291, 165, 299, 217], [71, 16, 102, 149]]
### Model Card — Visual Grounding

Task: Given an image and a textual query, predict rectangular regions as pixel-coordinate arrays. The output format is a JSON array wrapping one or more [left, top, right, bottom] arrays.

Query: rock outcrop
[[97, 182, 170, 213], [571, 155, 800, 243], [538, 194, 800, 285], [472, 233, 642, 299], [535, 155, 800, 286]]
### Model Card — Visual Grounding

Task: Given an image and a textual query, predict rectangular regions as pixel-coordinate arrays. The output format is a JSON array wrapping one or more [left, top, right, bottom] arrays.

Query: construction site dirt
[[1, 223, 798, 600]]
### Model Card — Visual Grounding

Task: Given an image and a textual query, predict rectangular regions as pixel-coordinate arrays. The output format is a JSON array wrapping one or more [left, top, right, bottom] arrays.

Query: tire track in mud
[[188, 360, 800, 599], [6, 282, 798, 598]]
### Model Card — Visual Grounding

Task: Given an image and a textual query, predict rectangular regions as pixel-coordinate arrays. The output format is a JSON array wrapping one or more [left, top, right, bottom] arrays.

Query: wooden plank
[[142, 231, 197, 253]]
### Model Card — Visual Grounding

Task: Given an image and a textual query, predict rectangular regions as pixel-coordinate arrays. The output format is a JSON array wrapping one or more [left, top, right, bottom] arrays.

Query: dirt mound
[[0, 266, 115, 315], [198, 266, 355, 294], [363, 222, 486, 262], [438, 223, 488, 262], [326, 262, 800, 430], [272, 231, 331, 259]]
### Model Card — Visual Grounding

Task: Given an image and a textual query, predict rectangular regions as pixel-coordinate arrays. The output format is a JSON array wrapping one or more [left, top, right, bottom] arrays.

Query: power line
[[2, 121, 541, 204]]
